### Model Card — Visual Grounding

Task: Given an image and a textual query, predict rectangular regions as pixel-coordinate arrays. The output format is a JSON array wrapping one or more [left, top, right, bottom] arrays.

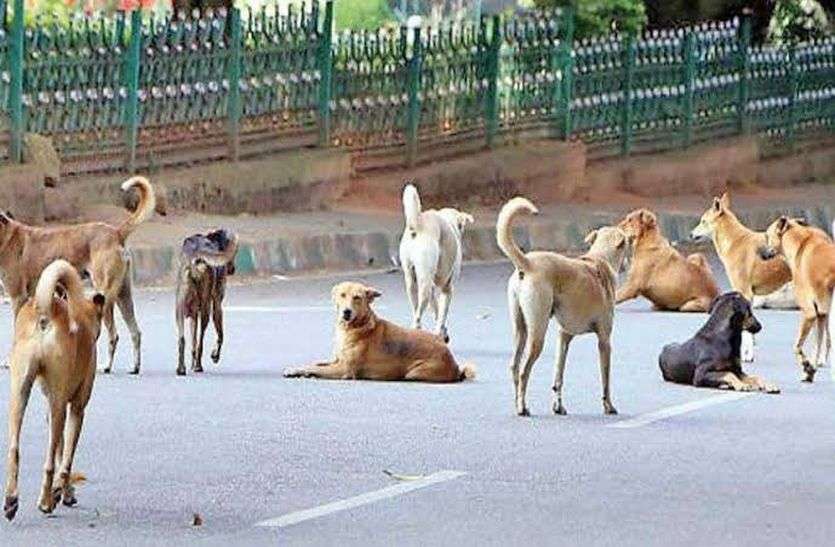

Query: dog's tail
[[497, 197, 538, 272], [35, 260, 90, 325], [459, 362, 477, 381], [118, 176, 156, 241], [403, 183, 422, 234]]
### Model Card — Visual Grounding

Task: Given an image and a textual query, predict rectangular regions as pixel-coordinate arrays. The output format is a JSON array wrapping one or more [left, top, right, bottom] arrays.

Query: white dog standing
[[398, 184, 473, 342]]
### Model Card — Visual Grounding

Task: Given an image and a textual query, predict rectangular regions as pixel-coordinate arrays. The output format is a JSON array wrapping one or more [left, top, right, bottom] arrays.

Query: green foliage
[[530, 0, 647, 38], [768, 0, 829, 45], [333, 0, 395, 30]]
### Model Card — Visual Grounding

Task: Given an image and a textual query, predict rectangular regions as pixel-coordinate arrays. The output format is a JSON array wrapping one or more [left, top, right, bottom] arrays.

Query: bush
[[768, 0, 830, 45], [333, 0, 396, 30], [530, 0, 647, 38]]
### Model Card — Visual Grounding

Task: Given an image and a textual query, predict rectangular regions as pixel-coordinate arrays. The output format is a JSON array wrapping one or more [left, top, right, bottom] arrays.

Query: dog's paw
[[737, 383, 756, 392], [516, 407, 530, 417], [764, 383, 781, 394], [128, 368, 140, 376], [552, 403, 567, 416], [4, 495, 18, 521], [283, 368, 305, 378], [192, 365, 204, 374], [604, 404, 619, 415], [211, 350, 221, 364], [61, 486, 77, 507], [101, 367, 112, 374], [176, 367, 186, 377], [801, 360, 817, 383]]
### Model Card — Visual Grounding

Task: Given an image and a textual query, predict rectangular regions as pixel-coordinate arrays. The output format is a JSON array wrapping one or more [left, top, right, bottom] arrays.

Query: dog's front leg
[[740, 332, 756, 363], [283, 360, 353, 380], [739, 373, 780, 394], [615, 279, 641, 304], [597, 334, 618, 415]]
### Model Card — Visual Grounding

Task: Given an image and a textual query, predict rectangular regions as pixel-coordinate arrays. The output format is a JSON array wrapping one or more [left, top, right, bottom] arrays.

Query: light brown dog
[[4, 260, 105, 521], [0, 176, 154, 374], [283, 282, 475, 382], [498, 198, 629, 417], [617, 208, 719, 312], [761, 217, 835, 382]]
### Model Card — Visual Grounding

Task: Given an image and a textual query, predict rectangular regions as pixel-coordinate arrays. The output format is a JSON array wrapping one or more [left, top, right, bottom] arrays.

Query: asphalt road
[[0, 262, 833, 546]]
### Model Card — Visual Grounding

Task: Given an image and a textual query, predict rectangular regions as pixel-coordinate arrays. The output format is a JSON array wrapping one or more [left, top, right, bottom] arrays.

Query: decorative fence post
[[124, 9, 142, 173], [737, 11, 752, 136], [317, 0, 334, 147], [405, 26, 422, 167], [560, 6, 574, 141], [227, 7, 243, 162], [8, 0, 24, 163], [786, 44, 798, 151], [484, 15, 500, 149], [682, 30, 696, 148], [620, 32, 636, 156]]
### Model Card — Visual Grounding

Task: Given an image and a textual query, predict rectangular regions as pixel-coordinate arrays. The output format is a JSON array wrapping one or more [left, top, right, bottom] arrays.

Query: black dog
[[658, 292, 779, 393]]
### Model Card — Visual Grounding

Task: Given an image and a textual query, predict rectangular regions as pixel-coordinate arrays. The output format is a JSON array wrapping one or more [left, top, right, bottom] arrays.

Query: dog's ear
[[794, 217, 809, 227], [365, 287, 382, 301], [0, 211, 10, 224], [719, 192, 730, 210], [640, 210, 657, 229], [584, 229, 599, 246], [776, 216, 789, 234], [458, 212, 474, 230]]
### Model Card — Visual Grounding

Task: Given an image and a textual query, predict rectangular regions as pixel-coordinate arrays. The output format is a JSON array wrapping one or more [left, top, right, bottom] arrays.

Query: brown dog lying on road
[[761, 217, 834, 382], [283, 282, 475, 382], [175, 229, 239, 376], [0, 176, 155, 374], [617, 208, 719, 312], [4, 260, 105, 521]]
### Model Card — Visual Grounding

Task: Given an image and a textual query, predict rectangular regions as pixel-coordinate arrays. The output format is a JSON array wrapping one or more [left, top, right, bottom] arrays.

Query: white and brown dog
[[498, 198, 630, 417], [760, 217, 835, 381], [4, 260, 105, 520], [398, 184, 473, 342]]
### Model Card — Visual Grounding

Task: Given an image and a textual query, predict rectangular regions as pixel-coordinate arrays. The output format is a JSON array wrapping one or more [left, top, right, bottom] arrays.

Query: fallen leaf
[[383, 469, 424, 482]]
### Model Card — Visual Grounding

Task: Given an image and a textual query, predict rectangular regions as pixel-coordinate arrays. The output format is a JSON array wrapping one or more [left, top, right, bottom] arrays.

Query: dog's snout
[[758, 246, 776, 260], [342, 309, 353, 321], [746, 316, 762, 334]]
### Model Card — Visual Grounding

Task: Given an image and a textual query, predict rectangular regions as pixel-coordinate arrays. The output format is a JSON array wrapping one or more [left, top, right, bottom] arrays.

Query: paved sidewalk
[[78, 184, 835, 285]]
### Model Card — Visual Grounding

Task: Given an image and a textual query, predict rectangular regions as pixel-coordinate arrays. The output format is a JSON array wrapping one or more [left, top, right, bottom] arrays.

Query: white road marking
[[607, 392, 754, 429], [226, 305, 388, 313], [256, 470, 466, 528]]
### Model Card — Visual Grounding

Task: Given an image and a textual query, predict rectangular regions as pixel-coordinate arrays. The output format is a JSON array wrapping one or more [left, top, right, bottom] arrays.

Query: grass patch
[[333, 0, 396, 30]]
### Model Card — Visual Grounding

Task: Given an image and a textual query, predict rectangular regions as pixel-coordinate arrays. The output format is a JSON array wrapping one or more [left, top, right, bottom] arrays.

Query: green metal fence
[[1, 1, 833, 175]]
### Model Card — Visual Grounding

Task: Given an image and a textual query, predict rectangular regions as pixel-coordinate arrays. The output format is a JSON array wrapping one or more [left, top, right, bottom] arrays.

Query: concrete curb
[[129, 204, 834, 286]]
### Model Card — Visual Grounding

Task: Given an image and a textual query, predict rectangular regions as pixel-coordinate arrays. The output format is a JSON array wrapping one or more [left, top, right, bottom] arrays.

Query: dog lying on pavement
[[175, 229, 239, 376], [760, 217, 834, 382], [0, 176, 155, 374], [659, 292, 779, 393], [398, 184, 474, 343], [497, 197, 629, 417], [4, 260, 105, 521], [283, 281, 476, 382], [617, 208, 720, 312]]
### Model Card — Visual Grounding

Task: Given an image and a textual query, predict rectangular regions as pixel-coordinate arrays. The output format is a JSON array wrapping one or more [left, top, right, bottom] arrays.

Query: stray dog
[[617, 208, 719, 312], [691, 192, 795, 361], [175, 230, 238, 376], [283, 281, 476, 382], [498, 198, 629, 417], [659, 292, 778, 393], [4, 260, 105, 520], [760, 217, 835, 381], [398, 184, 474, 342], [0, 176, 155, 374]]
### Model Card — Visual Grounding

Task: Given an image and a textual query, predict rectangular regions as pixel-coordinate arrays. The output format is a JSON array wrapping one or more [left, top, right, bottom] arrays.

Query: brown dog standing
[[617, 208, 719, 312], [283, 282, 475, 382], [761, 217, 835, 381], [4, 260, 105, 520], [0, 176, 155, 374]]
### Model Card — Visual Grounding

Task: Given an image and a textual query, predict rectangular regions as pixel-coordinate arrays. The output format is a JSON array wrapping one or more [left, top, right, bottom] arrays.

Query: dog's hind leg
[[508, 291, 527, 402], [813, 314, 827, 369], [435, 287, 453, 343], [193, 308, 210, 373], [794, 315, 817, 382], [414, 277, 434, 331], [116, 270, 142, 375], [680, 296, 712, 313], [4, 370, 35, 521], [551, 330, 573, 415], [56, 402, 85, 507], [403, 265, 420, 328], [101, 303, 119, 374], [597, 332, 618, 415], [176, 308, 187, 376], [515, 294, 551, 417], [37, 399, 67, 514], [210, 302, 224, 364]]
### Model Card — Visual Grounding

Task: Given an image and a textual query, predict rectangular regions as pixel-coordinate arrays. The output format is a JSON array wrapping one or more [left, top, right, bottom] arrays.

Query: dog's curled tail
[[497, 197, 538, 273], [459, 362, 477, 381], [403, 183, 422, 233], [118, 176, 156, 241], [35, 260, 86, 320]]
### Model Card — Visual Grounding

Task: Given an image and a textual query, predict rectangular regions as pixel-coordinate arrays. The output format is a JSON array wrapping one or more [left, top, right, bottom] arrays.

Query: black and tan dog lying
[[659, 292, 779, 393], [175, 229, 238, 376], [283, 281, 475, 382], [5, 260, 105, 520]]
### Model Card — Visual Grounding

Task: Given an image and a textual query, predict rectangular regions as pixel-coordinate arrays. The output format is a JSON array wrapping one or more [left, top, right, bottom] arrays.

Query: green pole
[[317, 1, 334, 147], [787, 44, 797, 152], [561, 6, 574, 140], [484, 15, 500, 149], [682, 31, 695, 149], [227, 7, 242, 161], [124, 9, 142, 173], [406, 26, 422, 167], [621, 32, 636, 156], [8, 0, 24, 163], [738, 12, 752, 136]]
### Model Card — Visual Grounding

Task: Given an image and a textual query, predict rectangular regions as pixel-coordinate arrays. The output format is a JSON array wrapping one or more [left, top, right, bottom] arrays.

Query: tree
[[532, 0, 647, 37]]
